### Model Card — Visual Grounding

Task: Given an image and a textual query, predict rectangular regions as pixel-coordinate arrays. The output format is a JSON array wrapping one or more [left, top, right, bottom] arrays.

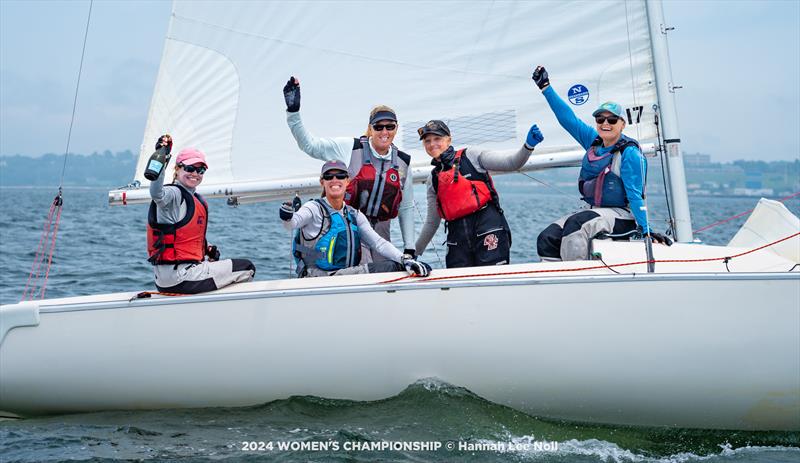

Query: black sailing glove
[[155, 134, 173, 154], [403, 249, 416, 259], [283, 76, 301, 112], [206, 245, 220, 262], [279, 202, 295, 221], [402, 255, 432, 277], [532, 66, 550, 90], [648, 231, 673, 246]]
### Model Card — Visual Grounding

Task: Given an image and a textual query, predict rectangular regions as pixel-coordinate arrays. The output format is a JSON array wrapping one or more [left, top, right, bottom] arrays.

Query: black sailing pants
[[445, 204, 511, 268]]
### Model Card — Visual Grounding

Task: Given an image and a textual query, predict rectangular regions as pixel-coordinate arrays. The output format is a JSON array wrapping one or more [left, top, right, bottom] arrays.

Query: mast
[[646, 0, 693, 242]]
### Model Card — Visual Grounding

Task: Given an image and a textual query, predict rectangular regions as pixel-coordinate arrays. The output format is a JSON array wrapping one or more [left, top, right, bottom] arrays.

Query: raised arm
[[470, 124, 543, 172], [148, 135, 181, 211], [283, 76, 353, 162], [534, 66, 597, 150]]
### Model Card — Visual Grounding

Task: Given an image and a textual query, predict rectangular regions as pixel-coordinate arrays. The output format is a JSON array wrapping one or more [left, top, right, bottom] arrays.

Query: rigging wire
[[653, 109, 676, 235], [624, 0, 654, 271], [22, 0, 93, 301], [412, 198, 443, 268]]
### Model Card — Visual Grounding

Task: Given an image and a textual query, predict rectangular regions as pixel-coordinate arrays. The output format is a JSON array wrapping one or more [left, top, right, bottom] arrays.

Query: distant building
[[732, 188, 774, 197], [683, 152, 711, 167]]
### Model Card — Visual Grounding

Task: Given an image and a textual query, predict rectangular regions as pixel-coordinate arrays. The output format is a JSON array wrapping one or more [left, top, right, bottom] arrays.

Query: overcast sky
[[1, 0, 798, 162]]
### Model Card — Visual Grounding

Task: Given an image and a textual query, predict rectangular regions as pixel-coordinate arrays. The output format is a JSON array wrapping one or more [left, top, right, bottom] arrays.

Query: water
[[1, 182, 798, 462]]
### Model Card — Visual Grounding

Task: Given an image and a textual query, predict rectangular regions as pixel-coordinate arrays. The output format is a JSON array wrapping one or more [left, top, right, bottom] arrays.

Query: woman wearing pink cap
[[146, 135, 256, 294]]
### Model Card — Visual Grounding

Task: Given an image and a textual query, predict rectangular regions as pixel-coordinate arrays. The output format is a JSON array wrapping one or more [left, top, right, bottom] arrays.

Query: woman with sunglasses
[[147, 135, 256, 293], [414, 120, 544, 268], [531, 66, 672, 261], [279, 160, 430, 278], [283, 77, 415, 262]]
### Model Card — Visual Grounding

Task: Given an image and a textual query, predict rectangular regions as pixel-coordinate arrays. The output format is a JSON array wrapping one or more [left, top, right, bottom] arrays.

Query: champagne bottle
[[144, 135, 173, 181]]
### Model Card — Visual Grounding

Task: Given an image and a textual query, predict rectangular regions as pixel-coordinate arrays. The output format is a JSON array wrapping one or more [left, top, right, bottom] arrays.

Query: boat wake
[[1, 379, 797, 463]]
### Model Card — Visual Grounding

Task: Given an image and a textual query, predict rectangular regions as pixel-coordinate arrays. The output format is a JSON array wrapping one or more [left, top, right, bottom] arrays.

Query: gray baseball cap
[[320, 159, 348, 176]]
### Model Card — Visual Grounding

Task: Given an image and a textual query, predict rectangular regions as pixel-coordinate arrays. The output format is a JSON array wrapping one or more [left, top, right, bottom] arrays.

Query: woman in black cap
[[414, 120, 544, 268], [282, 77, 415, 262]]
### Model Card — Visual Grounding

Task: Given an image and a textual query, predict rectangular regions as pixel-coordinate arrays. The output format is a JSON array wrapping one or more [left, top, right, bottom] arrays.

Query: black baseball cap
[[369, 110, 397, 125], [417, 120, 450, 140]]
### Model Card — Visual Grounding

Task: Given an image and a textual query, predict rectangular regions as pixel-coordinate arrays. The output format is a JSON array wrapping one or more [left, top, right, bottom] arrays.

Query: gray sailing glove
[[283, 76, 300, 112], [402, 255, 432, 277], [532, 66, 550, 90], [525, 124, 543, 150]]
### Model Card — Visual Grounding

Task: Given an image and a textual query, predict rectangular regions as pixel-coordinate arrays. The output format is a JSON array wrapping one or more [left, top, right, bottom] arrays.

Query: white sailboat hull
[[2, 252, 798, 431]]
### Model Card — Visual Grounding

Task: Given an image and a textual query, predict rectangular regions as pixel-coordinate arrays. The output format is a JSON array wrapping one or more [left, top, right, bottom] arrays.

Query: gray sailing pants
[[537, 207, 636, 261], [154, 259, 256, 294]]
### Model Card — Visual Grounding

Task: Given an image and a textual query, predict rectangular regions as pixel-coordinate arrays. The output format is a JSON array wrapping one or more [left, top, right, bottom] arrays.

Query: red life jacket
[[433, 149, 497, 221], [147, 184, 208, 265], [344, 137, 409, 222]]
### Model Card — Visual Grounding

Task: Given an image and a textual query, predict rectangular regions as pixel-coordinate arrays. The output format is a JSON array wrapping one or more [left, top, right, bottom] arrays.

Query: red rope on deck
[[380, 232, 800, 285]]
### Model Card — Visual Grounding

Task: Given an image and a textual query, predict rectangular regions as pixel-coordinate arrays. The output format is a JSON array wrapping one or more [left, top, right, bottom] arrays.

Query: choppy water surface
[[1, 182, 798, 462]]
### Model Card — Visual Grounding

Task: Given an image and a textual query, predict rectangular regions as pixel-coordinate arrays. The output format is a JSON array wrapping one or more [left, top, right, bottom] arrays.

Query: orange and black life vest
[[147, 184, 208, 265], [432, 148, 498, 222]]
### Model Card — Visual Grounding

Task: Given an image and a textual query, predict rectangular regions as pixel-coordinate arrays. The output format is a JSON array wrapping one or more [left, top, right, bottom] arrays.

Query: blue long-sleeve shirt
[[542, 86, 649, 233]]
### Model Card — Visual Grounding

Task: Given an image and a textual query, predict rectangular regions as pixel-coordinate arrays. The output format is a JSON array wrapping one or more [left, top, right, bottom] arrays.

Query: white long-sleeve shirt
[[283, 198, 404, 263], [286, 111, 415, 250]]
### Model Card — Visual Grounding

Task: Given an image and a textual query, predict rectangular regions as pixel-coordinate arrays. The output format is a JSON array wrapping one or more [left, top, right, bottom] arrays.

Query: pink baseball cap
[[175, 148, 207, 167]]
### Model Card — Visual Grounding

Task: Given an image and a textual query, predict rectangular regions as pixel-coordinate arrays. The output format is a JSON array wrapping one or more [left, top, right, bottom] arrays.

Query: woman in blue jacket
[[532, 66, 671, 261]]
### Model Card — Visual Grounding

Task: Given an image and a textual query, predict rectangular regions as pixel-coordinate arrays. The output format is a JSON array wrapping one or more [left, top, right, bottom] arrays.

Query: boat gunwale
[[34, 271, 800, 314]]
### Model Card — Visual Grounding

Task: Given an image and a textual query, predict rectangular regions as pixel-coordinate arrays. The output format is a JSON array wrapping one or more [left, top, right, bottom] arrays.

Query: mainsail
[[110, 0, 660, 205]]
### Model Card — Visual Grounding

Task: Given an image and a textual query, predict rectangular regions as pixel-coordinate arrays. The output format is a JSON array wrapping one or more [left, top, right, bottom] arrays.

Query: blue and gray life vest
[[578, 135, 640, 208], [292, 199, 361, 277]]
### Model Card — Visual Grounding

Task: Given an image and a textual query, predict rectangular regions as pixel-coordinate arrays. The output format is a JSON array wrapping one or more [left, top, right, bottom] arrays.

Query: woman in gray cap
[[414, 120, 544, 268], [283, 77, 415, 263], [279, 160, 430, 278]]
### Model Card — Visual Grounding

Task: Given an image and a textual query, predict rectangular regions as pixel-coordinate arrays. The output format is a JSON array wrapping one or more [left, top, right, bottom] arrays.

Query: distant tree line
[[0, 151, 137, 187]]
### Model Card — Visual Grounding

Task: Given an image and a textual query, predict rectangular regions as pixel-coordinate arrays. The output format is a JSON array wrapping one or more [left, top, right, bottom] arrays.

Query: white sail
[[111, 0, 659, 205]]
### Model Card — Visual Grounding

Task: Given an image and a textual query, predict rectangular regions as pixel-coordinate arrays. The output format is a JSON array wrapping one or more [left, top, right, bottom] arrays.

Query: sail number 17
[[626, 106, 644, 125]]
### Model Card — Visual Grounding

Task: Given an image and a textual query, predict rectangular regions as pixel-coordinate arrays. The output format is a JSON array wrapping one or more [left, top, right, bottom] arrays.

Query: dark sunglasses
[[322, 172, 349, 181], [180, 164, 207, 174], [595, 116, 621, 125], [372, 123, 397, 132]]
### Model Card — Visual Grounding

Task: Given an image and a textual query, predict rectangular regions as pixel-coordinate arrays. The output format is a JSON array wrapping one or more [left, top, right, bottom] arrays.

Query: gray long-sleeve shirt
[[286, 111, 415, 249], [283, 197, 404, 263], [414, 145, 533, 256], [149, 168, 193, 224]]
